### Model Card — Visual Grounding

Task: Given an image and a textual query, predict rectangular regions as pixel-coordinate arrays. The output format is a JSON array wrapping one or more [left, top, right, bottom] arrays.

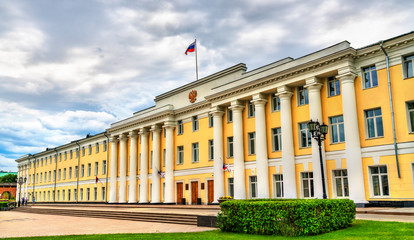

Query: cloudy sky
[[1, 0, 413, 171]]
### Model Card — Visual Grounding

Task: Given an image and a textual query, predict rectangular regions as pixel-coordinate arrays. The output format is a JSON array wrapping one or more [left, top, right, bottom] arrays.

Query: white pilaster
[[128, 131, 138, 203], [212, 107, 225, 203], [252, 94, 270, 198], [151, 125, 161, 203], [118, 134, 128, 203], [338, 71, 367, 205], [229, 101, 246, 199], [139, 128, 149, 203], [164, 122, 175, 203], [277, 86, 297, 198], [305, 77, 327, 199], [109, 136, 119, 203]]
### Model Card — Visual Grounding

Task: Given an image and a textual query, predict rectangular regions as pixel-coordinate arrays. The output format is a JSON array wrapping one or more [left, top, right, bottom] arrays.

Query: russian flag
[[185, 41, 196, 55], [223, 163, 228, 171]]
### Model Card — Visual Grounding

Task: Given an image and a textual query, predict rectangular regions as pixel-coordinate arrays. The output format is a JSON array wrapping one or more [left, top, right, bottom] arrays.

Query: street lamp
[[307, 119, 328, 199], [17, 176, 27, 207]]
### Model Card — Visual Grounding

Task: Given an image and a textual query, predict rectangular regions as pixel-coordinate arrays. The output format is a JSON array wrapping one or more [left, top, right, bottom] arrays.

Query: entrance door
[[191, 181, 198, 204], [207, 180, 214, 204], [176, 182, 183, 204]]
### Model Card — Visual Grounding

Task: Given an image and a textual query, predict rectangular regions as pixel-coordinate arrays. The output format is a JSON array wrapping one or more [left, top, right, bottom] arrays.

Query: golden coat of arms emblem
[[189, 90, 197, 103]]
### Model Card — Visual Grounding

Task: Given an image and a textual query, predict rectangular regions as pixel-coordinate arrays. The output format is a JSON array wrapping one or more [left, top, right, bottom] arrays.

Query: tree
[[0, 174, 17, 183]]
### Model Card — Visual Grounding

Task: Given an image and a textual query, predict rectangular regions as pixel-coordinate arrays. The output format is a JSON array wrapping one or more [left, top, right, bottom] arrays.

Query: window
[[177, 120, 183, 135], [407, 101, 414, 133], [271, 94, 280, 112], [74, 189, 77, 201], [75, 166, 79, 178], [94, 162, 98, 175], [297, 86, 309, 106], [96, 143, 99, 153], [274, 174, 284, 198], [403, 54, 414, 78], [68, 189, 71, 201], [329, 115, 345, 143], [248, 132, 256, 155], [57, 190, 60, 201], [271, 128, 282, 152], [81, 164, 84, 177], [177, 146, 184, 164], [70, 150, 73, 159], [59, 153, 62, 162], [103, 141, 107, 152], [228, 178, 234, 198], [69, 167, 72, 179], [248, 101, 255, 118], [227, 108, 233, 123], [249, 176, 257, 199], [94, 187, 97, 201], [88, 163, 91, 176], [299, 123, 312, 148], [87, 188, 90, 201], [362, 65, 378, 89], [40, 173, 42, 183], [41, 158, 43, 166], [76, 148, 79, 158], [150, 151, 153, 169], [370, 165, 389, 197], [208, 114, 214, 127], [48, 171, 51, 182], [58, 169, 61, 180], [333, 170, 349, 198], [227, 137, 234, 158], [82, 147, 85, 156], [162, 149, 166, 167], [62, 190, 65, 201], [139, 153, 141, 170], [50, 156, 52, 164], [208, 140, 214, 161], [301, 172, 314, 198], [101, 187, 106, 201], [365, 108, 384, 138], [102, 160, 107, 174], [63, 168, 66, 180], [192, 116, 199, 131], [64, 151, 67, 160], [328, 76, 340, 96], [192, 143, 199, 163], [80, 189, 84, 201], [47, 191, 50, 201], [88, 145, 92, 155]]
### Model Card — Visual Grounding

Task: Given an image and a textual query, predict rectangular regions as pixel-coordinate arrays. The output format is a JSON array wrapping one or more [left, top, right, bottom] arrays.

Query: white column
[[229, 101, 246, 199], [252, 94, 270, 198], [118, 134, 128, 203], [139, 128, 149, 203], [338, 71, 367, 206], [305, 77, 327, 199], [164, 122, 175, 203], [151, 125, 161, 203], [277, 86, 297, 198], [109, 136, 119, 203], [24, 165, 28, 198], [128, 131, 138, 203], [212, 107, 225, 203], [16, 166, 20, 202]]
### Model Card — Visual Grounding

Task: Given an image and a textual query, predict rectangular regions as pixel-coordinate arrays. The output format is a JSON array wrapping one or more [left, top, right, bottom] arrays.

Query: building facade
[[16, 32, 414, 206]]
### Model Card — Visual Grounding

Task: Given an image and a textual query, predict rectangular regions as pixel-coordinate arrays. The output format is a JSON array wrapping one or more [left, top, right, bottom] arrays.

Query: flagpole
[[195, 39, 199, 80]]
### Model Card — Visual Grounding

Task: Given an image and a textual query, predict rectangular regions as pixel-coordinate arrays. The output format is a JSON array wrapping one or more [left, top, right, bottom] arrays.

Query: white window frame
[[297, 86, 309, 106], [299, 122, 312, 148], [332, 169, 349, 198], [406, 101, 414, 133], [208, 139, 214, 161], [163, 149, 166, 167], [362, 65, 378, 89], [365, 108, 384, 139], [63, 168, 66, 180], [247, 101, 255, 118], [177, 120, 183, 135], [94, 162, 98, 176], [327, 76, 340, 97], [103, 141, 107, 152], [368, 165, 390, 198], [192, 116, 199, 132], [271, 128, 282, 152], [102, 160, 107, 174], [192, 142, 199, 163], [227, 108, 233, 123], [87, 188, 90, 201], [301, 172, 314, 198], [208, 114, 214, 128], [177, 146, 184, 165], [69, 167, 72, 179], [101, 187, 106, 201], [70, 150, 73, 159], [329, 115, 345, 144], [228, 178, 234, 198], [88, 145, 92, 155], [271, 94, 280, 112], [96, 143, 99, 153], [248, 132, 256, 155], [249, 176, 257, 199], [81, 164, 84, 177], [403, 54, 414, 79], [273, 174, 284, 198], [94, 187, 97, 201], [87, 163, 91, 177], [227, 137, 234, 158]]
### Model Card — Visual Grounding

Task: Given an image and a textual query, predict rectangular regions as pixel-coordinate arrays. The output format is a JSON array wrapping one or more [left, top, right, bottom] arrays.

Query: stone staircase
[[13, 206, 198, 225]]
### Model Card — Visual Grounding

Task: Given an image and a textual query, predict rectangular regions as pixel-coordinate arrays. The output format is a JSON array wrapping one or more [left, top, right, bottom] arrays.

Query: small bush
[[217, 199, 355, 236]]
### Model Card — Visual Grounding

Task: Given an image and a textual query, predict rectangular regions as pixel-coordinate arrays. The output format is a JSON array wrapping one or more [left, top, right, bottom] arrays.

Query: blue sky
[[1, 0, 413, 171]]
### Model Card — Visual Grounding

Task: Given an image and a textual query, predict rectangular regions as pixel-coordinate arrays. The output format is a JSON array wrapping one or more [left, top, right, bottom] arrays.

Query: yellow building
[[16, 32, 414, 207]]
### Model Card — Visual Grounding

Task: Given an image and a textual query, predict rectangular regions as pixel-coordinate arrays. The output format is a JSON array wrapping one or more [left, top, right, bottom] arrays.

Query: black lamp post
[[307, 119, 328, 199], [17, 176, 27, 207]]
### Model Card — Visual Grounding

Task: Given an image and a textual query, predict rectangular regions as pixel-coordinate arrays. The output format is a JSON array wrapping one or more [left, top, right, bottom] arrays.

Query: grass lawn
[[3, 220, 414, 240]]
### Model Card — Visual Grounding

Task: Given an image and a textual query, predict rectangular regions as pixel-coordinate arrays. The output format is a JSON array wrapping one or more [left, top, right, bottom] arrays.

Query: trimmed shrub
[[217, 199, 355, 236]]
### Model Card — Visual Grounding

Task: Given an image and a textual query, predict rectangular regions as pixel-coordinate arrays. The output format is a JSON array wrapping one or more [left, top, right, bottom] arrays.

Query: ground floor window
[[228, 178, 234, 198], [68, 189, 71, 201], [62, 190, 65, 201], [101, 187, 105, 201], [74, 189, 77, 201], [249, 176, 257, 199], [57, 190, 60, 201], [273, 174, 284, 198], [333, 169, 349, 198], [94, 187, 97, 201], [369, 165, 389, 197], [87, 188, 90, 201], [80, 189, 83, 201], [301, 172, 314, 198]]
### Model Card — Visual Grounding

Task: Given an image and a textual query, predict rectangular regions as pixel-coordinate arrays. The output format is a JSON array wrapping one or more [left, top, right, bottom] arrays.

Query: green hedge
[[217, 199, 355, 236]]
